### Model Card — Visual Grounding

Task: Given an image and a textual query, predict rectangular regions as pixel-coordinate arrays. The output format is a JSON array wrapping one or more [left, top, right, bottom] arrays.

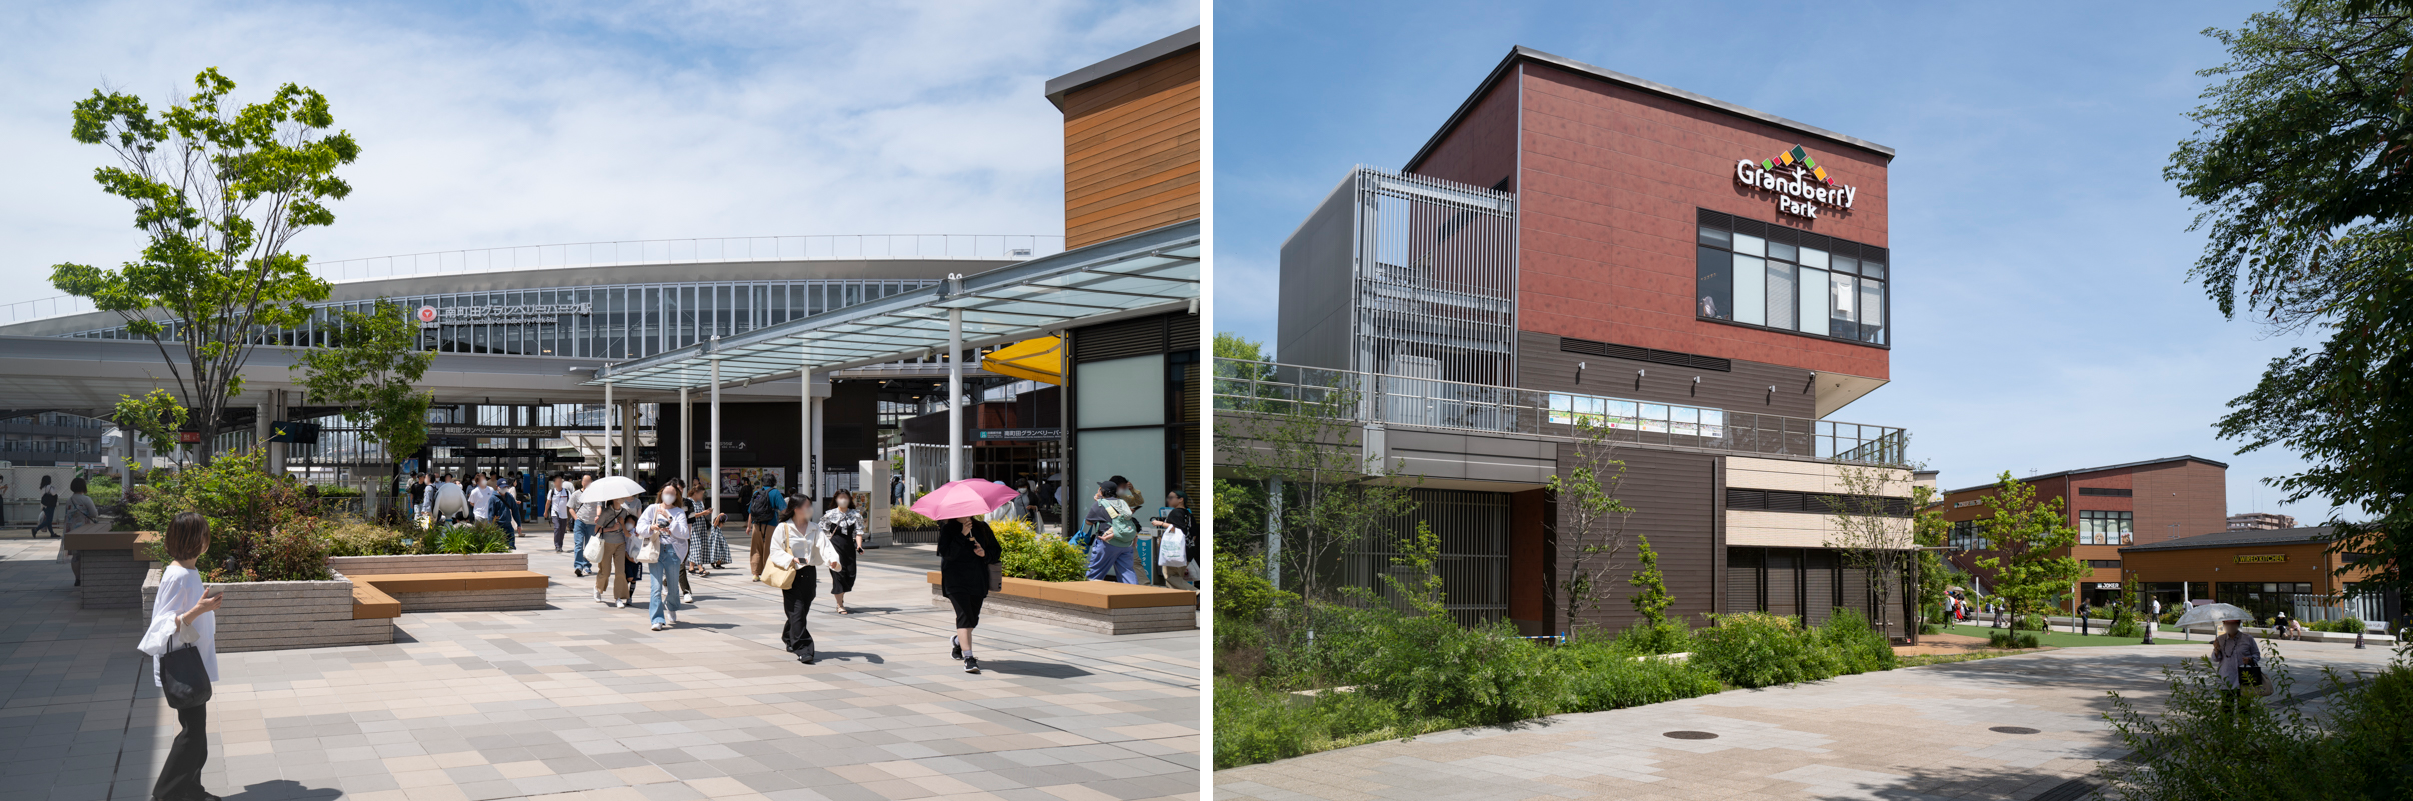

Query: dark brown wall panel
[[1553, 444, 1718, 631], [1508, 63, 1890, 381], [1514, 330, 1818, 418], [1062, 50, 1200, 248], [1511, 488, 1549, 633]]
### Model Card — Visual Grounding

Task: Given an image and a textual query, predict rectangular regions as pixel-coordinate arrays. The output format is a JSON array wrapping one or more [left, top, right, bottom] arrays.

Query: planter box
[[64, 531, 158, 610], [142, 568, 392, 653], [924, 573, 1195, 635], [330, 553, 547, 613]]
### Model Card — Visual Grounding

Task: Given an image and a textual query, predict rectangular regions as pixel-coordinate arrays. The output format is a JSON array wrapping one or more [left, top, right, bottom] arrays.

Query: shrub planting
[[994, 519, 1085, 582], [1988, 630, 2041, 649], [890, 507, 936, 530], [1691, 613, 1840, 688], [2102, 652, 2413, 800]]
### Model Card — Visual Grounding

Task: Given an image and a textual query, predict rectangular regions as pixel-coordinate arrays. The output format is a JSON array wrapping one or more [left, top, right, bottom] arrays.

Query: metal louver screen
[[1353, 168, 1518, 386], [1075, 314, 1170, 363], [1345, 488, 1511, 625], [1558, 337, 1732, 372], [1765, 550, 1798, 616], [1727, 548, 1763, 613], [1804, 550, 1836, 625]]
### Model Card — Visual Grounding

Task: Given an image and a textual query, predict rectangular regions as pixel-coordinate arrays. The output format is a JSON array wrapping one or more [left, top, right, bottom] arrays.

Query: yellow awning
[[981, 336, 1062, 385]]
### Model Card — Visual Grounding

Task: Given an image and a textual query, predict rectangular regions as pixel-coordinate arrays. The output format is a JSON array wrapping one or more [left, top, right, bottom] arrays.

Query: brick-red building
[[1936, 456, 2230, 611]]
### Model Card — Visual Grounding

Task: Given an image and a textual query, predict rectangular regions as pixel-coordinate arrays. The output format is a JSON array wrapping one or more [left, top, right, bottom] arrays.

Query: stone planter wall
[[142, 568, 392, 653], [77, 550, 154, 610]]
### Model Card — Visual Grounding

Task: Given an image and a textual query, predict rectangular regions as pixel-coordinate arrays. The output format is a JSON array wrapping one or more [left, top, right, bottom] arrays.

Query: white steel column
[[680, 385, 691, 488], [602, 381, 616, 476], [709, 342, 722, 527], [621, 400, 638, 481], [810, 345, 820, 501], [948, 306, 964, 482]]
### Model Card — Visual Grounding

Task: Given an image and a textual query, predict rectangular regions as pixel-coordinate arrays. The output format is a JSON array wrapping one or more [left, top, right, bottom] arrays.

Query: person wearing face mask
[[821, 490, 865, 614], [771, 496, 843, 664], [1152, 489, 1197, 590], [636, 482, 692, 631], [592, 491, 636, 607]]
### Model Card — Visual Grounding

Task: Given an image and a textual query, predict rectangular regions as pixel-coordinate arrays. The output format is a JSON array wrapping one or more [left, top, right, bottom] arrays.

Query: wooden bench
[[342, 570, 550, 615], [925, 572, 1195, 635]]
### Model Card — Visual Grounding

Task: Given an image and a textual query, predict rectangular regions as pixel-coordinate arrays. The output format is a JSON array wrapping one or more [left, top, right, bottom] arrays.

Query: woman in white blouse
[[635, 482, 693, 631], [772, 497, 844, 664], [137, 513, 223, 801]]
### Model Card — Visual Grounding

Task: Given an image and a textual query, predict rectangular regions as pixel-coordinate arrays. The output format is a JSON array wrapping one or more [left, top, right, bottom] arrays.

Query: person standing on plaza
[[32, 475, 58, 537], [469, 475, 495, 526], [683, 478, 730, 580], [2211, 618, 2264, 710], [138, 512, 223, 801], [571, 474, 601, 577], [635, 482, 691, 631], [592, 492, 635, 607], [746, 479, 777, 582], [63, 477, 102, 533], [822, 490, 865, 614], [1084, 480, 1139, 583], [0, 472, 11, 529], [771, 496, 842, 664], [1152, 489, 1196, 590], [937, 512, 1002, 674], [548, 475, 573, 552]]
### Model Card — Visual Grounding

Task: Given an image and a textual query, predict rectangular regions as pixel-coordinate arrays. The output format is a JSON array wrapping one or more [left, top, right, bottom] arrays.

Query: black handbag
[[159, 643, 211, 709], [988, 563, 1004, 592]]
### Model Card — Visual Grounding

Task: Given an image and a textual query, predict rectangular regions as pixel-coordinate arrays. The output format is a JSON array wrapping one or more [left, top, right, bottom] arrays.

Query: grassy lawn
[[1939, 623, 2203, 649]]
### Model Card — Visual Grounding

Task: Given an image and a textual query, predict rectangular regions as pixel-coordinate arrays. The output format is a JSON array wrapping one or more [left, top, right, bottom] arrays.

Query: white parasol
[[2173, 602, 2254, 629], [581, 475, 648, 503]]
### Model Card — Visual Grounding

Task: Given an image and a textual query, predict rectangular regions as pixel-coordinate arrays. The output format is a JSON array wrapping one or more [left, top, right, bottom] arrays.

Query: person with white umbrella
[[580, 475, 647, 607], [914, 479, 1017, 674], [2176, 602, 2266, 708]]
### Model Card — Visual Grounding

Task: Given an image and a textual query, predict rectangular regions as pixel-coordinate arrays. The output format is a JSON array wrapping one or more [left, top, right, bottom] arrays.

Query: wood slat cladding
[[1061, 50, 1199, 249], [1551, 444, 1717, 629], [1516, 330, 1818, 418], [1072, 312, 1197, 363]]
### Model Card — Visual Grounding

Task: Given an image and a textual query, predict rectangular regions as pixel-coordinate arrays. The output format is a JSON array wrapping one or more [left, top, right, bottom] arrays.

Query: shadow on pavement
[[225, 778, 343, 800], [975, 659, 1093, 679]]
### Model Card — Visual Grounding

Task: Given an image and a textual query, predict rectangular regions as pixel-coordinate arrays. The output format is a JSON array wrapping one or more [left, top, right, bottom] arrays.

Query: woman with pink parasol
[[915, 479, 1017, 673]]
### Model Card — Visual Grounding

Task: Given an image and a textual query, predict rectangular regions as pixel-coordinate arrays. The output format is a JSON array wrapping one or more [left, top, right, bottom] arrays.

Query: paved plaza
[[1214, 639, 2398, 801], [0, 533, 1200, 801]]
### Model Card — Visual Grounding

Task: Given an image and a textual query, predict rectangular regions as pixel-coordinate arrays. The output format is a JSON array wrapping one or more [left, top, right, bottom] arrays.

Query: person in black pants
[[772, 497, 835, 664], [821, 490, 864, 614], [937, 515, 1002, 674]]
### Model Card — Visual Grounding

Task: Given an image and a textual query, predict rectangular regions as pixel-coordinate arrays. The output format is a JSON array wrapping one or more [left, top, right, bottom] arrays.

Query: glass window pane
[[1829, 272, 1857, 338], [733, 284, 751, 333], [1766, 262, 1796, 330], [1862, 260, 1886, 280], [1769, 241, 1797, 263], [644, 287, 661, 355], [1696, 246, 1732, 320], [1698, 226, 1731, 247], [1859, 279, 1884, 343], [1732, 233, 1764, 257], [1798, 267, 1828, 334], [718, 286, 733, 336], [1799, 247, 1828, 270], [773, 283, 788, 323], [1734, 255, 1766, 326], [1831, 255, 1858, 276]]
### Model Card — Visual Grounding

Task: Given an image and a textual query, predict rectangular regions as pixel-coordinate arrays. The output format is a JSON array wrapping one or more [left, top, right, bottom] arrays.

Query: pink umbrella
[[910, 478, 1021, 521]]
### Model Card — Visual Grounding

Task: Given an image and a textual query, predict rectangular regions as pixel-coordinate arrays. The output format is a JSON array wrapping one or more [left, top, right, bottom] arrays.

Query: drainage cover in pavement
[[1990, 726, 2041, 734], [1662, 731, 1719, 740]]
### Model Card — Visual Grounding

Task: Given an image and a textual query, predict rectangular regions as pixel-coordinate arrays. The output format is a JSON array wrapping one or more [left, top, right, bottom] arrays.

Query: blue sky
[[1, 0, 1194, 288], [1211, 0, 2342, 523]]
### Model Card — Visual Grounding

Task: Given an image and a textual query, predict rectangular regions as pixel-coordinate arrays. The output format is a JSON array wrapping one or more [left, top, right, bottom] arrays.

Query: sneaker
[[797, 649, 815, 665], [963, 656, 980, 674], [617, 600, 629, 608], [593, 591, 605, 604], [681, 592, 694, 603], [651, 622, 664, 631], [951, 636, 962, 660]]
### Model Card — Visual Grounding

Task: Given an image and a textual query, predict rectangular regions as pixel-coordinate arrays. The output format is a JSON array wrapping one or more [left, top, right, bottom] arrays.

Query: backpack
[[1105, 511, 1141, 547], [748, 489, 777, 524], [767, 488, 785, 516]]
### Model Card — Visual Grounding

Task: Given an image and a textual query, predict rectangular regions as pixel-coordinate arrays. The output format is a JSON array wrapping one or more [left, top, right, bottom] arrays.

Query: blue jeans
[[648, 541, 684, 626], [1087, 540, 1136, 583], [572, 521, 595, 571]]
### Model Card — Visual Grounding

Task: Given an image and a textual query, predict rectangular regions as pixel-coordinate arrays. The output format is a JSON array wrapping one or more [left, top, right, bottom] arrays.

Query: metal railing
[[1213, 358, 1909, 466], [0, 234, 1064, 326]]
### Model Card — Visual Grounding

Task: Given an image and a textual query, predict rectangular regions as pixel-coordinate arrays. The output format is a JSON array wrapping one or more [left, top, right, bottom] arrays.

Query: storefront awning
[[981, 336, 1062, 385], [586, 221, 1197, 391]]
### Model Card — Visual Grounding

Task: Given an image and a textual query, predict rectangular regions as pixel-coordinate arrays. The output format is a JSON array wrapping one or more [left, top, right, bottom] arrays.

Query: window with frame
[[2079, 510, 2134, 545], [1948, 519, 1990, 551], [1694, 209, 1888, 344]]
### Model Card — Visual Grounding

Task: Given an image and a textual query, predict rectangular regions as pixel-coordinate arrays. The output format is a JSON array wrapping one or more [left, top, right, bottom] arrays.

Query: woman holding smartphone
[[636, 482, 692, 631], [772, 496, 842, 663], [138, 513, 223, 801]]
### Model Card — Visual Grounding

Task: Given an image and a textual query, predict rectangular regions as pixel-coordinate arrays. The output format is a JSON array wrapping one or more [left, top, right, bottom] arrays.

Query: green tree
[[49, 68, 358, 463], [1970, 472, 2087, 640], [1908, 483, 1953, 630], [2169, 0, 2413, 615], [1823, 459, 1918, 636], [1549, 417, 1637, 631], [1215, 348, 1420, 602], [1627, 535, 1671, 627], [112, 388, 189, 470], [296, 299, 434, 516]]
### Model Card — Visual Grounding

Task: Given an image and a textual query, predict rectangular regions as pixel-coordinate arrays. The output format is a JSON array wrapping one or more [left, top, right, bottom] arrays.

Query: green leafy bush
[[1989, 630, 2040, 649], [1692, 613, 1842, 688], [128, 449, 339, 581], [994, 519, 1085, 582], [1611, 618, 1695, 656], [1213, 549, 1296, 620], [432, 523, 512, 554], [1818, 609, 1898, 674], [2102, 652, 2413, 800], [322, 522, 415, 556], [2307, 617, 2367, 634], [2020, 613, 2051, 631], [2108, 618, 2146, 638], [890, 507, 936, 530]]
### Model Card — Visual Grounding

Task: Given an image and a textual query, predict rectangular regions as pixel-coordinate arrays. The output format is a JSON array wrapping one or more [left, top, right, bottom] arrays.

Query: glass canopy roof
[[587, 221, 1198, 391]]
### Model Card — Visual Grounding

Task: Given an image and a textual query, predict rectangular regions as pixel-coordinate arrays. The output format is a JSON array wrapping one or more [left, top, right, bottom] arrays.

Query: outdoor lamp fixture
[[1691, 375, 1701, 396], [1635, 368, 1646, 391], [1575, 361, 1586, 384]]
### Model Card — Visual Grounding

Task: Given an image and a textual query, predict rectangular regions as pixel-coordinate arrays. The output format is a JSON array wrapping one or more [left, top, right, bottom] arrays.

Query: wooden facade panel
[[1061, 50, 1200, 249], [1552, 444, 1718, 630]]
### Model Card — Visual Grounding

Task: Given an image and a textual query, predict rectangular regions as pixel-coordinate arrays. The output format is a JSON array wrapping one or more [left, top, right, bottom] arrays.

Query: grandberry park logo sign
[[1734, 145, 1857, 219]]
